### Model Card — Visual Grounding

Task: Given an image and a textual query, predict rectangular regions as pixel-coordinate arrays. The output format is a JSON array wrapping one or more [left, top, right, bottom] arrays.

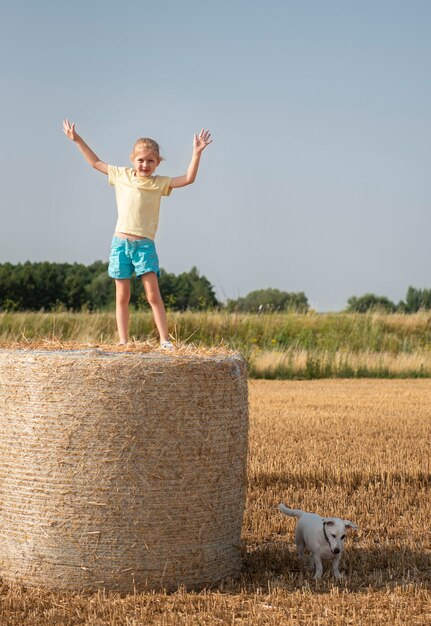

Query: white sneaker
[[160, 340, 174, 350]]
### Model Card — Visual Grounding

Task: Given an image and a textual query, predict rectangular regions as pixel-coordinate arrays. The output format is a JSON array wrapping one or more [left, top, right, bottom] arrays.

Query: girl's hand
[[169, 130, 212, 188], [62, 121, 108, 174], [63, 119, 78, 141], [193, 129, 212, 154]]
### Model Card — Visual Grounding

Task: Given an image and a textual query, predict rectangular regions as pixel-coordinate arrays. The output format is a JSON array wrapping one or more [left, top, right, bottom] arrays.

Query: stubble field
[[1, 378, 430, 625]]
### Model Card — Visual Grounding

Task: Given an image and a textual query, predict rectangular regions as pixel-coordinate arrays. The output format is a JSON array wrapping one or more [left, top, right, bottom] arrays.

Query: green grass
[[1, 310, 431, 378]]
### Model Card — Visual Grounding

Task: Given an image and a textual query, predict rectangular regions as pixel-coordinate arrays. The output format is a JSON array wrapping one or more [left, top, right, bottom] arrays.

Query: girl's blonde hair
[[131, 138, 164, 161]]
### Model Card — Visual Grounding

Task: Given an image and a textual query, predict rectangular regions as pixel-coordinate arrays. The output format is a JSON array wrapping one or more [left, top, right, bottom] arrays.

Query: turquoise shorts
[[108, 236, 160, 279]]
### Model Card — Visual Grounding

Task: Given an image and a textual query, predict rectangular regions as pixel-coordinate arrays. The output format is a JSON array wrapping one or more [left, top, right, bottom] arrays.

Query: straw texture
[[0, 348, 248, 592]]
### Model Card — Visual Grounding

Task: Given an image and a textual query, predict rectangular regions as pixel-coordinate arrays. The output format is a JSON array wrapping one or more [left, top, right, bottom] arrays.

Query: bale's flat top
[[0, 340, 240, 362]]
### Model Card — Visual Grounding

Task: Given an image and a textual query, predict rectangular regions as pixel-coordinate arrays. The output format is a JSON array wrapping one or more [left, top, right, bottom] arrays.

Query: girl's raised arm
[[169, 129, 212, 189], [63, 119, 109, 175]]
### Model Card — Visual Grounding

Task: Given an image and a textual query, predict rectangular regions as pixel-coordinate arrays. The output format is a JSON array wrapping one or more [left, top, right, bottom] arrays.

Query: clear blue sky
[[2, 0, 430, 310]]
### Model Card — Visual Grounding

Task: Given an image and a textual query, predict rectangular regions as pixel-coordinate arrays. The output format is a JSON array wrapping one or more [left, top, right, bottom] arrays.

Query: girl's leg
[[115, 279, 131, 343], [141, 272, 169, 342]]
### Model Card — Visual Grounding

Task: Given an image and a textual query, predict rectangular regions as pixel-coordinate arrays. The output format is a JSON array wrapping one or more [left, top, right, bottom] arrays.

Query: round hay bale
[[0, 348, 248, 592]]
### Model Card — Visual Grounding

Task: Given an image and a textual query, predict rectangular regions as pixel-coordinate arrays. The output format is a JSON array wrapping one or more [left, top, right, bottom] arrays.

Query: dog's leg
[[332, 553, 343, 579], [309, 553, 315, 571], [295, 526, 305, 561], [313, 554, 323, 579], [296, 540, 305, 561]]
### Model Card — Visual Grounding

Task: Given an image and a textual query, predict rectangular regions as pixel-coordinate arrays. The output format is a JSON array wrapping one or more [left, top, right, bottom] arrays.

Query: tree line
[[228, 286, 431, 314], [346, 287, 431, 313], [0, 262, 430, 314]]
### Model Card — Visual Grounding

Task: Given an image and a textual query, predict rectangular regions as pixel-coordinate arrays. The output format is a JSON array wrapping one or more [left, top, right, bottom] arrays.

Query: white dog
[[278, 504, 358, 579]]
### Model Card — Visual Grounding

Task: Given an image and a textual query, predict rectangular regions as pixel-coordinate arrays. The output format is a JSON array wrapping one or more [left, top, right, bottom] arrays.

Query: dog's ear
[[323, 518, 335, 526], [344, 520, 358, 530]]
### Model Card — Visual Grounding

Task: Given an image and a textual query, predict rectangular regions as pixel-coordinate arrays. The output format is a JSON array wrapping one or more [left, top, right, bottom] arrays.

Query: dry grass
[[1, 379, 430, 624], [251, 348, 431, 378]]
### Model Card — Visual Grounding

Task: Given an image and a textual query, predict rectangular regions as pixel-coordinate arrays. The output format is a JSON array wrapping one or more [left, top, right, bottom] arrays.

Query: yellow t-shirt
[[108, 166, 172, 239]]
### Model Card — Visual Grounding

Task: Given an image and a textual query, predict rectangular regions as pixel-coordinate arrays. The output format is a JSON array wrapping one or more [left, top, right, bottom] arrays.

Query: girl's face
[[131, 148, 160, 178]]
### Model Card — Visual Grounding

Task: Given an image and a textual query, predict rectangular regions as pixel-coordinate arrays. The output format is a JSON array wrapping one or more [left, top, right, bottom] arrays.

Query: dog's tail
[[278, 503, 304, 518]]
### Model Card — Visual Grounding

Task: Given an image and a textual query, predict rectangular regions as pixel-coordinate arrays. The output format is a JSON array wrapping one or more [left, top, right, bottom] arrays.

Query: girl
[[62, 120, 212, 347]]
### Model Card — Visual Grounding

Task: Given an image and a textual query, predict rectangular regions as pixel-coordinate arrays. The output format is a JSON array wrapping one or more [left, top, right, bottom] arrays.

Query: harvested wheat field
[[1, 378, 430, 625]]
